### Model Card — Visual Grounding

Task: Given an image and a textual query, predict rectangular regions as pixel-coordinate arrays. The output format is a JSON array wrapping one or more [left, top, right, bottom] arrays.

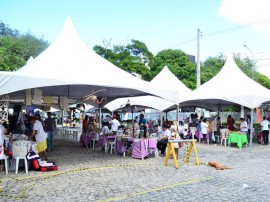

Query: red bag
[[32, 159, 40, 170]]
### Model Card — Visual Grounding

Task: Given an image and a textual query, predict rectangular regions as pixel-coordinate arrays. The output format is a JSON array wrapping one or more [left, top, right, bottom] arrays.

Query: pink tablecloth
[[98, 135, 116, 147], [132, 139, 149, 159], [195, 131, 210, 139], [115, 137, 134, 153], [80, 133, 99, 147]]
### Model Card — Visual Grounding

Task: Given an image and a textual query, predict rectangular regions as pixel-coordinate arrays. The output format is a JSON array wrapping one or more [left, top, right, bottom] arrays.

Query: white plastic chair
[[13, 140, 31, 174], [150, 133, 158, 140], [189, 127, 197, 139], [0, 142, 9, 175], [220, 129, 229, 146], [117, 129, 124, 136], [91, 133, 100, 149], [108, 136, 117, 154]]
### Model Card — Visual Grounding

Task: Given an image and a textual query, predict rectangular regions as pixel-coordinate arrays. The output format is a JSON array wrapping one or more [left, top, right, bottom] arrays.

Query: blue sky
[[1, 0, 270, 75]]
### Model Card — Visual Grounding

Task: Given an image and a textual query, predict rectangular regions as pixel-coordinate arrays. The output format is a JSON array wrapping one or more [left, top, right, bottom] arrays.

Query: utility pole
[[196, 28, 201, 88], [243, 44, 255, 80]]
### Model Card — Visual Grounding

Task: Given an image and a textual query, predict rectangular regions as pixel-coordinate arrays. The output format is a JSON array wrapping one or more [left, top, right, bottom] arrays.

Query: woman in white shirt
[[240, 118, 248, 134], [29, 115, 48, 160], [201, 118, 208, 144]]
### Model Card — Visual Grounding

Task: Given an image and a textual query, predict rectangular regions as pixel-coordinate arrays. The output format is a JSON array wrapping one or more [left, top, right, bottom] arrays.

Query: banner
[[32, 89, 42, 105]]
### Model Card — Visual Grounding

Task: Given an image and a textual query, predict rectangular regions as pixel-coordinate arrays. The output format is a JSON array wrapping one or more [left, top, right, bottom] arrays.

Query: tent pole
[[241, 106, 244, 118], [250, 108, 254, 147], [176, 104, 179, 122], [99, 106, 102, 128], [160, 111, 163, 127], [61, 110, 65, 126]]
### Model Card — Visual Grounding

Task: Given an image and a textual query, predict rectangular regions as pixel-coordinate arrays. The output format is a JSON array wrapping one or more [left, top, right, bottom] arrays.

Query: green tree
[[93, 39, 153, 80], [201, 53, 270, 90], [152, 49, 196, 89], [0, 22, 49, 71], [201, 54, 225, 84]]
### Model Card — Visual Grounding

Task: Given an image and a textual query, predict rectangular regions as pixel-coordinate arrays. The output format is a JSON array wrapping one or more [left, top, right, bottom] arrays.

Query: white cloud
[[218, 0, 270, 32]]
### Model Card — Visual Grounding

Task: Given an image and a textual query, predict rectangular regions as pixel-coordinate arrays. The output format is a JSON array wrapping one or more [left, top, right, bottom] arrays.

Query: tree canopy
[[201, 53, 270, 89], [1, 21, 270, 94], [152, 49, 196, 89], [0, 22, 49, 71], [93, 39, 153, 80]]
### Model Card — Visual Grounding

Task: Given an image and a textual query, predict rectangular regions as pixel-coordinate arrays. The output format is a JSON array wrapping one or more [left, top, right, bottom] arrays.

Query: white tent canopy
[[104, 66, 193, 118], [0, 17, 178, 104], [150, 66, 192, 104], [183, 54, 270, 109], [104, 95, 174, 112], [182, 54, 270, 147]]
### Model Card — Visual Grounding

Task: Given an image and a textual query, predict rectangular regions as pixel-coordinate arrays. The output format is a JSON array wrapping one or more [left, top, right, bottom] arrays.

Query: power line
[[203, 18, 270, 38], [165, 37, 197, 49], [257, 58, 270, 61], [164, 18, 270, 49]]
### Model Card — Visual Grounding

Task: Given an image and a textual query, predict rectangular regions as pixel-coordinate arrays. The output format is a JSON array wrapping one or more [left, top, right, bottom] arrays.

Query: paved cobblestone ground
[[1, 140, 270, 202]]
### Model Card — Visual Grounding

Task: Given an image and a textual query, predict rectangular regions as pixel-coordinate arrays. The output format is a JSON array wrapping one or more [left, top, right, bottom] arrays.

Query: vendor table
[[116, 136, 134, 157], [132, 139, 149, 160], [228, 132, 248, 149], [164, 139, 199, 169], [64, 128, 82, 142]]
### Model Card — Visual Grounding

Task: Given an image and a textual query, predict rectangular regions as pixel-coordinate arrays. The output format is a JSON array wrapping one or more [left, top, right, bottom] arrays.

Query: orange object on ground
[[208, 161, 232, 170]]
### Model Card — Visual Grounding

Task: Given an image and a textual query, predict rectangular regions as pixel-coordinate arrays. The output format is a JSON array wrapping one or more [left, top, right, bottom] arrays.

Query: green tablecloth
[[228, 133, 248, 148]]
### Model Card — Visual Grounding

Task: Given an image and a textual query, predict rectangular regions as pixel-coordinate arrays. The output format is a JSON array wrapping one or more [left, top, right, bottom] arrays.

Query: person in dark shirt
[[138, 114, 147, 125], [44, 112, 56, 152]]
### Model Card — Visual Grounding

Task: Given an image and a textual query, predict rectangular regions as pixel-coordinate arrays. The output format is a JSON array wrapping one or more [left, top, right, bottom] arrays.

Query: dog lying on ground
[[208, 161, 233, 170]]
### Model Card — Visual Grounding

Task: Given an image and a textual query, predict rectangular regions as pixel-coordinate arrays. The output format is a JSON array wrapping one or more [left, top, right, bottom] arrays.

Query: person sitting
[[101, 122, 110, 135], [157, 124, 171, 157]]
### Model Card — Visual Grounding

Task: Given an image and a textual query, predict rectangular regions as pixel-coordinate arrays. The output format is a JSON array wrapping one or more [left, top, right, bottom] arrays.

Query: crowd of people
[[2, 110, 269, 172], [0, 112, 57, 162]]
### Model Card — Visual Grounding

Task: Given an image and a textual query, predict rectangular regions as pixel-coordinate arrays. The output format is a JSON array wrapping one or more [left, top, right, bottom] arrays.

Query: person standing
[[44, 112, 56, 152], [201, 118, 209, 144], [110, 115, 120, 134], [82, 115, 89, 133], [240, 118, 248, 135], [227, 115, 235, 131], [209, 117, 217, 143], [261, 116, 269, 145], [246, 115, 251, 138], [29, 115, 48, 160], [138, 114, 147, 125]]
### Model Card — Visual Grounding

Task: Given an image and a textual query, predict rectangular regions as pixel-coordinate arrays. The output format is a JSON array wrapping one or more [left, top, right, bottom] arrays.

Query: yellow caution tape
[[0, 162, 157, 199], [98, 177, 212, 202]]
